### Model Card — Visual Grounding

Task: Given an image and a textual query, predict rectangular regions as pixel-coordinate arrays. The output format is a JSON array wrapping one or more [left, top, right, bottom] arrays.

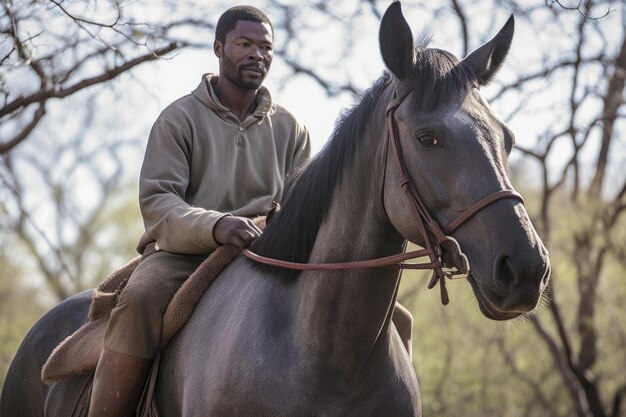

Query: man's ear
[[213, 40, 223, 58]]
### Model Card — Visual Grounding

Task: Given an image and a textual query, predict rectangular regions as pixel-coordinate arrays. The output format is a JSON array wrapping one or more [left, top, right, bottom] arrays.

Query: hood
[[192, 73, 274, 120]]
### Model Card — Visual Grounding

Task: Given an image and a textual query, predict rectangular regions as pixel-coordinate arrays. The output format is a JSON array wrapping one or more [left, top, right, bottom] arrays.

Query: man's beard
[[222, 55, 268, 90]]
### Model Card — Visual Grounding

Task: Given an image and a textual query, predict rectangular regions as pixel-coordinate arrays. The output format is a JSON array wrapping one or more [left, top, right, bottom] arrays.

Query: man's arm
[[139, 117, 231, 254], [291, 123, 312, 172]]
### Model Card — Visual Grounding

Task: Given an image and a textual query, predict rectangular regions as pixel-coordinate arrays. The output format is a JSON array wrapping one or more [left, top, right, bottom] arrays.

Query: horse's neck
[[292, 117, 405, 374]]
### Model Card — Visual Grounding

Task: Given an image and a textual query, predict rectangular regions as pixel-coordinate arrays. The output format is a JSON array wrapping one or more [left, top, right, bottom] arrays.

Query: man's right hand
[[213, 216, 262, 249]]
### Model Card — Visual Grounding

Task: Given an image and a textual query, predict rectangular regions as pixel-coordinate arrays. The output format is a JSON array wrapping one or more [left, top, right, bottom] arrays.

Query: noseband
[[243, 88, 524, 305]]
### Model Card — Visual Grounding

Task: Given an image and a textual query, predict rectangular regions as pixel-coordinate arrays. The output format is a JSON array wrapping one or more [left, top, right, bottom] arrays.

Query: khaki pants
[[104, 243, 207, 359]]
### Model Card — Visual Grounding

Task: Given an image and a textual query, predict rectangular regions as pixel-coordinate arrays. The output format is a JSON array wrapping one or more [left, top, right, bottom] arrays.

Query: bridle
[[380, 90, 524, 303], [243, 88, 524, 305]]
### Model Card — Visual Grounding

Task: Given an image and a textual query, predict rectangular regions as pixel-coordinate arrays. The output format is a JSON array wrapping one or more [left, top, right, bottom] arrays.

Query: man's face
[[215, 20, 274, 90]]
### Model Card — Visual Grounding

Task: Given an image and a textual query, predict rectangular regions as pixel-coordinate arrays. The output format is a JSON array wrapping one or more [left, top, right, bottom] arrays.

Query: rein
[[243, 89, 524, 305]]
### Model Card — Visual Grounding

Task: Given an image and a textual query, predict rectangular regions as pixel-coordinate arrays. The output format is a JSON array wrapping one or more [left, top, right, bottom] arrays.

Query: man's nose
[[249, 47, 263, 61]]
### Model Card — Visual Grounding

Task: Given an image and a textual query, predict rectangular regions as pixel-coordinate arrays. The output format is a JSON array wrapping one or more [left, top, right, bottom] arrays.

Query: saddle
[[41, 217, 266, 384]]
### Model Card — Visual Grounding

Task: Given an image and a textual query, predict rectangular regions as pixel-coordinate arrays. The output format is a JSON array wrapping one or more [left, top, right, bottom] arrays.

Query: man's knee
[[393, 302, 413, 337], [115, 280, 165, 318], [116, 251, 195, 318], [393, 302, 413, 360], [105, 270, 169, 359]]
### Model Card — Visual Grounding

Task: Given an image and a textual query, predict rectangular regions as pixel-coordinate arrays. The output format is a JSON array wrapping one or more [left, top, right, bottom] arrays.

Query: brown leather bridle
[[243, 89, 524, 305]]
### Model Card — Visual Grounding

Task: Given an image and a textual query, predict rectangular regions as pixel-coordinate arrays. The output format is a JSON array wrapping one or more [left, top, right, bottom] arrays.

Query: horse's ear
[[462, 15, 514, 86], [379, 1, 415, 80]]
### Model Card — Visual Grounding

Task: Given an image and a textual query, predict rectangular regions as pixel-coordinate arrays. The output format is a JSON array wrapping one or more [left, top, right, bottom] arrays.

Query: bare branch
[[1, 41, 179, 117], [0, 104, 46, 153], [279, 54, 360, 97], [546, 0, 614, 21], [0, 162, 75, 299], [530, 314, 591, 417], [611, 382, 626, 417], [496, 338, 559, 417], [363, 0, 382, 20], [450, 0, 469, 57], [489, 54, 606, 101], [589, 34, 626, 198], [48, 0, 122, 29]]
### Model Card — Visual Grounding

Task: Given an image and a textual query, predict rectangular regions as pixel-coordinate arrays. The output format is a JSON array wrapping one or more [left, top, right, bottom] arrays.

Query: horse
[[1, 3, 550, 416]]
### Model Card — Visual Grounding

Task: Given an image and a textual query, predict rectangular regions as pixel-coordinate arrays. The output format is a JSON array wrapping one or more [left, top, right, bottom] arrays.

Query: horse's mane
[[409, 47, 475, 112], [249, 43, 476, 279], [249, 73, 393, 279]]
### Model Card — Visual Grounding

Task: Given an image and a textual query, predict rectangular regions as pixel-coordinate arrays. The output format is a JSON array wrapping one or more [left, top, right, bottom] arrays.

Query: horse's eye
[[417, 132, 438, 147]]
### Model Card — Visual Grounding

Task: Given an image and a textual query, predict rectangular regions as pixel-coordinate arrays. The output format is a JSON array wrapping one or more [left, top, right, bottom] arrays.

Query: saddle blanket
[[41, 217, 265, 384]]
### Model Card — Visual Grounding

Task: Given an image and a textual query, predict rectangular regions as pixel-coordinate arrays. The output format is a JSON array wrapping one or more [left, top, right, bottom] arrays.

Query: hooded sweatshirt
[[136, 74, 311, 254]]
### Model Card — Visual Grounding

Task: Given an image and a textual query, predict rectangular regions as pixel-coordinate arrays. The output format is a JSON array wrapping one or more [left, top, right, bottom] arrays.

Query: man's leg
[[88, 244, 206, 417], [392, 302, 413, 361], [89, 349, 151, 417]]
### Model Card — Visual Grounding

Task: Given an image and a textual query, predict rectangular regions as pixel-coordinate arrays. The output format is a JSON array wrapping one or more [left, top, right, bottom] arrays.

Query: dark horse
[[1, 3, 550, 416]]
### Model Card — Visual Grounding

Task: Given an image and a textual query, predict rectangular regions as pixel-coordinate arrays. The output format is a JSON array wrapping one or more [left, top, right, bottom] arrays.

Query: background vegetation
[[1, 1, 625, 416]]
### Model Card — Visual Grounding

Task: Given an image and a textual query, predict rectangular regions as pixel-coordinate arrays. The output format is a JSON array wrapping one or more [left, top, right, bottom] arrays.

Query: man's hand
[[214, 216, 262, 249]]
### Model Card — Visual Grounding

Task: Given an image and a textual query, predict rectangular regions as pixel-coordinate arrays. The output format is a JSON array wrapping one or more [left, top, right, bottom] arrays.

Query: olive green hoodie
[[136, 74, 310, 254]]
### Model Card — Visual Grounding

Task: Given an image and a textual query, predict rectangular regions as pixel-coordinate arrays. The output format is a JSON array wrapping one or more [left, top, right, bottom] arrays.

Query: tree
[[1, 1, 625, 415], [0, 241, 47, 392], [403, 1, 626, 416], [0, 0, 204, 153], [513, 3, 626, 415]]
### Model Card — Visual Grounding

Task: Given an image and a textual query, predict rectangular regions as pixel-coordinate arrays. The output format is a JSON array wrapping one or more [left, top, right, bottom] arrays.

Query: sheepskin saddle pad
[[41, 217, 265, 384]]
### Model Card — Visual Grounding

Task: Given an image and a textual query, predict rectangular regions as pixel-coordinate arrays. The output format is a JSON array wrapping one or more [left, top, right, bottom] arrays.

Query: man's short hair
[[215, 6, 274, 44]]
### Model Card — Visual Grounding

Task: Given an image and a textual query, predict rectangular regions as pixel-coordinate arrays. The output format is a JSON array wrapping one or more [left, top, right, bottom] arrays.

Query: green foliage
[[0, 183, 142, 391], [398, 190, 626, 417], [0, 249, 47, 392], [84, 183, 144, 289]]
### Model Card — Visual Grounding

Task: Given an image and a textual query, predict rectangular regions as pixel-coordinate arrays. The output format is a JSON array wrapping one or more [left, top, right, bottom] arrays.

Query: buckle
[[438, 236, 470, 280], [442, 266, 469, 280]]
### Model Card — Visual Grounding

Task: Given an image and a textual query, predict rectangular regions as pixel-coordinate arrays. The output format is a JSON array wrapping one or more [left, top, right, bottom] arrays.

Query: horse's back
[[156, 259, 420, 416], [156, 258, 294, 415], [1, 290, 92, 417]]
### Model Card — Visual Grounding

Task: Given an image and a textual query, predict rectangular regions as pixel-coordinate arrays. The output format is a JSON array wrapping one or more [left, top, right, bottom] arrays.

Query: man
[[88, 6, 311, 417]]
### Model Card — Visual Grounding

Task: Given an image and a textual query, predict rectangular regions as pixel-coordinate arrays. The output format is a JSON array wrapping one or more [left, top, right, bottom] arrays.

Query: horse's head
[[379, 2, 550, 320]]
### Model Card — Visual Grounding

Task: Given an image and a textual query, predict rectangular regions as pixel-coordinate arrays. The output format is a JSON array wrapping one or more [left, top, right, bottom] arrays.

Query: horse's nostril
[[494, 254, 520, 289]]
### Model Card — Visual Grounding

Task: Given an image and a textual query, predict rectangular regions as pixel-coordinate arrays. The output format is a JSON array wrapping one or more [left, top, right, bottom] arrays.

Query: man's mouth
[[242, 65, 265, 76]]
